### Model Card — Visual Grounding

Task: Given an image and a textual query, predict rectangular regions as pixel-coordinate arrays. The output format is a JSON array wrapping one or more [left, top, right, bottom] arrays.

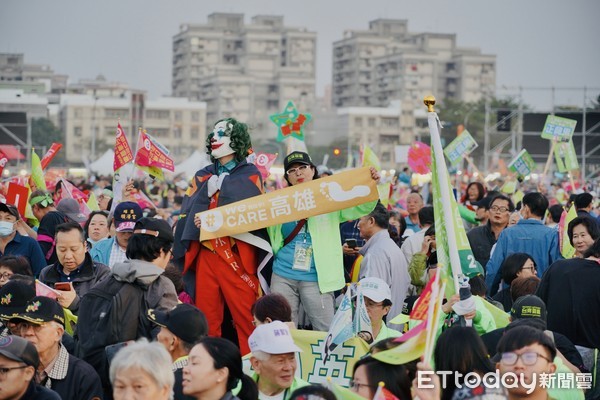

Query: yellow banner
[[198, 167, 379, 240], [243, 329, 369, 387]]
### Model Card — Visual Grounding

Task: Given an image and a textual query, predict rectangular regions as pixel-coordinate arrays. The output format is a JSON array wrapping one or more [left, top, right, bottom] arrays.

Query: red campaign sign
[[6, 183, 29, 218], [40, 143, 63, 170]]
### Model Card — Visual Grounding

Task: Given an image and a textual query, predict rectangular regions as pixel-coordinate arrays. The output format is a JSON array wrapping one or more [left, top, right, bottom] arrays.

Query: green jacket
[[268, 200, 377, 293], [252, 373, 309, 400]]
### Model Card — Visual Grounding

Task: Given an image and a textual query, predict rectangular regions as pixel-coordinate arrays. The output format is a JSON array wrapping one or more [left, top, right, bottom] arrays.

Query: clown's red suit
[[173, 119, 272, 354]]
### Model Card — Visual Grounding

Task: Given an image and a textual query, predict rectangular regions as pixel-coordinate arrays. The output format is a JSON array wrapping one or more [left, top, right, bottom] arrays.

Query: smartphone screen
[[54, 282, 72, 291], [345, 238, 358, 249]]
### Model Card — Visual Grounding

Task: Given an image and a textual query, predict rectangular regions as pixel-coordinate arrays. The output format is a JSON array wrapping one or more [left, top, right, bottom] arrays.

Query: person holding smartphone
[[38, 221, 110, 313]]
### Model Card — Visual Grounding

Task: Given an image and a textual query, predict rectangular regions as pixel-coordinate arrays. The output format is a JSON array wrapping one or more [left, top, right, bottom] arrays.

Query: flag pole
[[128, 127, 142, 181], [425, 96, 461, 293]]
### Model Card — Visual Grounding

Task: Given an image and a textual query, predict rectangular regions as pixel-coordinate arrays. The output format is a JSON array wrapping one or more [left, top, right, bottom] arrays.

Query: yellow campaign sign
[[198, 167, 379, 240], [243, 329, 369, 387]]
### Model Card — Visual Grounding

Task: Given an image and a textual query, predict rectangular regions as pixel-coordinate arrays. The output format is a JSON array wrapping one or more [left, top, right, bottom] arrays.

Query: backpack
[[76, 276, 151, 389]]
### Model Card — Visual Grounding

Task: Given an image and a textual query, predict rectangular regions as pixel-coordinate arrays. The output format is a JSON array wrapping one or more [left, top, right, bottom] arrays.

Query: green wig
[[205, 118, 252, 162]]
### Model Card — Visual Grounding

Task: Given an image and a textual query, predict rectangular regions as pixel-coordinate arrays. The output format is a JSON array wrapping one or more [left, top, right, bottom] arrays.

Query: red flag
[[134, 130, 175, 172], [0, 150, 7, 176], [59, 179, 91, 219], [40, 143, 63, 170], [6, 183, 29, 218], [253, 152, 277, 180], [114, 123, 134, 171], [373, 384, 400, 400], [132, 190, 156, 210], [410, 275, 436, 321]]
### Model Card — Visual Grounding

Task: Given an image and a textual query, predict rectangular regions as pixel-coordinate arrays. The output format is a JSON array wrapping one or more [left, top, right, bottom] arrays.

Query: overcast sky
[[1, 0, 599, 110]]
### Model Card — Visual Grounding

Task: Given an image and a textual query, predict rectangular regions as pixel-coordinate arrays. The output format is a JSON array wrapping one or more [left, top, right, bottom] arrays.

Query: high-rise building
[[332, 19, 496, 108], [172, 13, 316, 141], [0, 53, 68, 98]]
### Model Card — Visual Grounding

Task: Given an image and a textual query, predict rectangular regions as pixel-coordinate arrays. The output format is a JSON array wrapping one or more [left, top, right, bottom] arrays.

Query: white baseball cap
[[359, 277, 392, 302], [248, 321, 302, 355]]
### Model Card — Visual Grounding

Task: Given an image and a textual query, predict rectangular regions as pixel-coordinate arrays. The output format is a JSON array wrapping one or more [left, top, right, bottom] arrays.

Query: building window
[[191, 127, 199, 139], [151, 128, 169, 137], [381, 117, 399, 128], [354, 117, 363, 127], [74, 127, 82, 137], [174, 111, 182, 121], [105, 108, 129, 119], [368, 118, 376, 128], [174, 127, 182, 139], [74, 108, 82, 119], [191, 111, 200, 122], [147, 110, 170, 119]]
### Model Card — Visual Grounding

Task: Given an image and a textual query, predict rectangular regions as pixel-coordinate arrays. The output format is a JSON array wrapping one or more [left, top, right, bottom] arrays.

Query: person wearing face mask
[[173, 118, 271, 355], [0, 203, 46, 277]]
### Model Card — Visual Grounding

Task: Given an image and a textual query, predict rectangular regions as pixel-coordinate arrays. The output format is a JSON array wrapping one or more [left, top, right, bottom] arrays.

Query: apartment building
[[332, 19, 496, 108], [172, 13, 316, 141], [59, 94, 206, 164], [0, 53, 68, 97]]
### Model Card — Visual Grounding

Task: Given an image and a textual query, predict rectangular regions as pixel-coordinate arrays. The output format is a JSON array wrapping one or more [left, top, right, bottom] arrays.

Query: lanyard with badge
[[292, 222, 313, 272]]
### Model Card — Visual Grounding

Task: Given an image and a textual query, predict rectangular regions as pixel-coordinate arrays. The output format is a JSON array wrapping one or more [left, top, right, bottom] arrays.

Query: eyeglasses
[[521, 266, 536, 271], [490, 206, 510, 213], [286, 165, 311, 176], [0, 365, 28, 377], [349, 380, 377, 391], [500, 351, 552, 366], [0, 272, 13, 280]]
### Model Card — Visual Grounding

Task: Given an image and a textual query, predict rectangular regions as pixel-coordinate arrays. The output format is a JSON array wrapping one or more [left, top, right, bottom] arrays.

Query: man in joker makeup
[[173, 118, 272, 355]]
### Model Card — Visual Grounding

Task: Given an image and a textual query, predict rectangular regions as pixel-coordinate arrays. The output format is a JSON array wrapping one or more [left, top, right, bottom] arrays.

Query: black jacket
[[467, 223, 497, 270], [20, 380, 61, 400], [44, 346, 104, 400], [39, 253, 110, 313]]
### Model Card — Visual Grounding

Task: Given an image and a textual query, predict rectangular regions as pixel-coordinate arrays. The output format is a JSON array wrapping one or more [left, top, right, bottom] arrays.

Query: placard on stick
[[508, 149, 536, 178], [541, 115, 577, 142], [444, 130, 478, 165]]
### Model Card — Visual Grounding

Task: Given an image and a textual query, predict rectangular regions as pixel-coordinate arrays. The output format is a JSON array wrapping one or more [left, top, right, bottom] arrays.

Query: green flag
[[428, 113, 484, 296], [30, 150, 46, 191]]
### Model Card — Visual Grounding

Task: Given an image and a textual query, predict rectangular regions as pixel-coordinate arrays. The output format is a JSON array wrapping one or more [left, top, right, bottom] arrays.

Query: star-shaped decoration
[[270, 101, 312, 142]]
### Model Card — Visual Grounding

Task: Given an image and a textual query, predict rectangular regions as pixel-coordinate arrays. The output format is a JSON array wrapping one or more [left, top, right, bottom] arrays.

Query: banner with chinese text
[[443, 129, 478, 165], [541, 115, 577, 141], [508, 149, 536, 177], [198, 167, 378, 240], [243, 329, 369, 387]]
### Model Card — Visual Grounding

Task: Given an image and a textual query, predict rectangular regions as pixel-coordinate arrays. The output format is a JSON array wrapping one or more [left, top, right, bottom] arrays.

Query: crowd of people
[[0, 117, 599, 400]]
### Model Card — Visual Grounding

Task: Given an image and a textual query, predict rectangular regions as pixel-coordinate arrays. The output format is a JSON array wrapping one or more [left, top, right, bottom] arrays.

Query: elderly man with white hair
[[249, 321, 308, 400]]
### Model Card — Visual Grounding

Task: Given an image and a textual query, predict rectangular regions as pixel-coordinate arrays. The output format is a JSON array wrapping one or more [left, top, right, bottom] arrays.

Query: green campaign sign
[[444, 130, 478, 165], [541, 115, 577, 141], [508, 149, 536, 177], [554, 139, 579, 172]]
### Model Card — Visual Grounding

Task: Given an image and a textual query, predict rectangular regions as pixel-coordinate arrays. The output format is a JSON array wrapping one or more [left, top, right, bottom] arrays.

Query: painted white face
[[210, 121, 235, 159]]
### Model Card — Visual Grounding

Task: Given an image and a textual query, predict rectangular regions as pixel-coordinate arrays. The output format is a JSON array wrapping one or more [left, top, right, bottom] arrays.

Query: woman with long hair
[[434, 326, 495, 400]]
